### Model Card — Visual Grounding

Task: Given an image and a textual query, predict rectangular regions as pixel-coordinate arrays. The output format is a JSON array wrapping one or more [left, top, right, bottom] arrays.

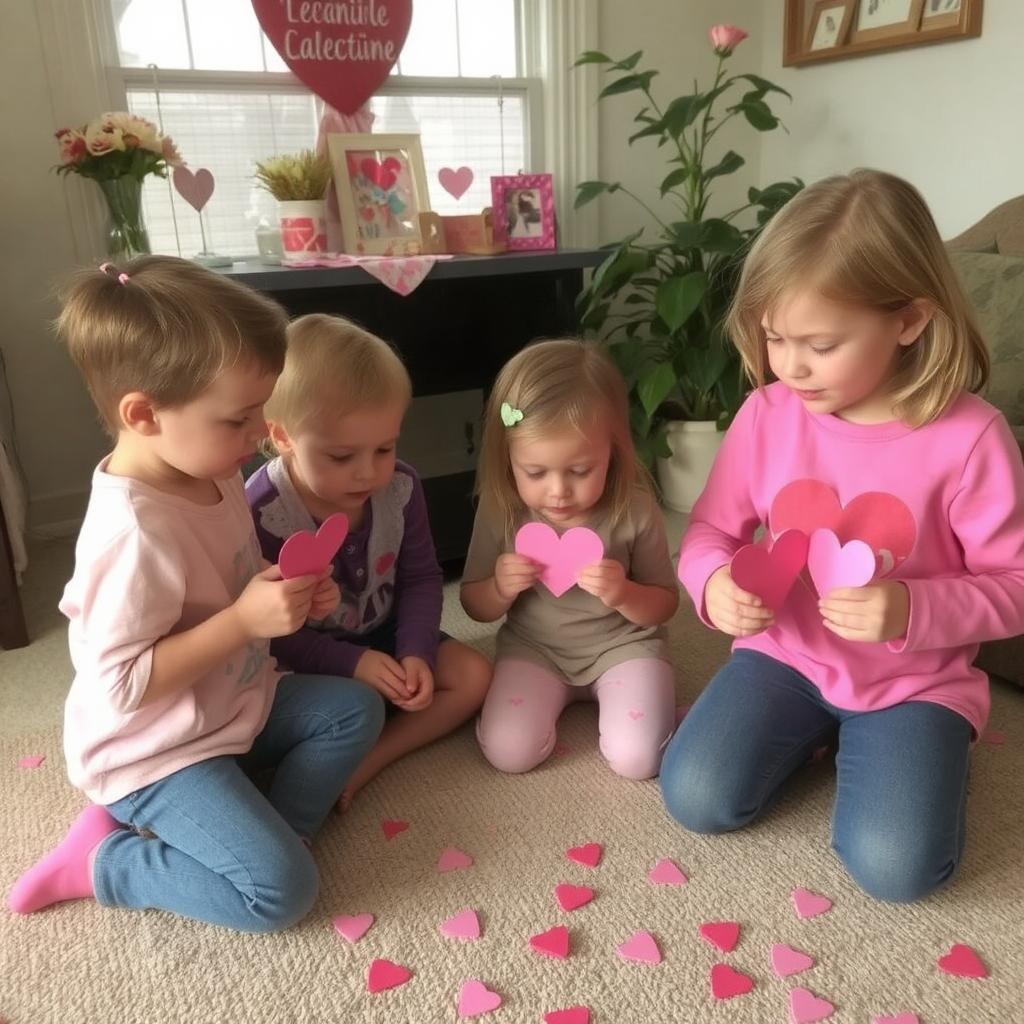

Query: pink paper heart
[[381, 818, 409, 841], [437, 846, 474, 873], [648, 858, 688, 885], [333, 913, 374, 943], [937, 943, 988, 978], [439, 165, 474, 200], [789, 987, 835, 1023], [439, 908, 481, 940], [771, 943, 815, 977], [278, 512, 349, 579], [791, 888, 832, 919], [18, 754, 46, 769], [617, 930, 662, 965], [458, 979, 502, 1017], [807, 528, 876, 597], [699, 921, 740, 953], [172, 165, 215, 213], [530, 924, 570, 959], [872, 1015, 919, 1024], [367, 958, 412, 993], [554, 883, 594, 912], [710, 963, 754, 1000], [514, 523, 604, 597], [730, 529, 809, 610], [544, 1008, 590, 1024], [566, 842, 603, 868]]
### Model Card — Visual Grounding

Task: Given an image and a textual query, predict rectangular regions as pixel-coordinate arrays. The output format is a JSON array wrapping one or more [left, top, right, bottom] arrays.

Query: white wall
[[757, 0, 1024, 238]]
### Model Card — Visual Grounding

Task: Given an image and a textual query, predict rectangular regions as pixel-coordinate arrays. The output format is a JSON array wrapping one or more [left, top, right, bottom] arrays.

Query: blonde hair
[[264, 313, 411, 438], [476, 339, 648, 536], [727, 168, 989, 426], [57, 255, 288, 436]]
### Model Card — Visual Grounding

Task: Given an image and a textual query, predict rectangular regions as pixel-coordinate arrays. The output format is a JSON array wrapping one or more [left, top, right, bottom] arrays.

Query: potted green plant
[[254, 149, 332, 263], [574, 25, 802, 510]]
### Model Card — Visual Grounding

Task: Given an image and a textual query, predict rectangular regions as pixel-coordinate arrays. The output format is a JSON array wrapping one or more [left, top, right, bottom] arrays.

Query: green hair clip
[[500, 402, 524, 427]]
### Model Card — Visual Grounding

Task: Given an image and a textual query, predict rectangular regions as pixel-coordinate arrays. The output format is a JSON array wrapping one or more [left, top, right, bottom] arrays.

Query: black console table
[[218, 249, 606, 567]]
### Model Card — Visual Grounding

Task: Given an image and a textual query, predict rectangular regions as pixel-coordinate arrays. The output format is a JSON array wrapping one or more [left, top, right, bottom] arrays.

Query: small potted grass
[[254, 149, 332, 263]]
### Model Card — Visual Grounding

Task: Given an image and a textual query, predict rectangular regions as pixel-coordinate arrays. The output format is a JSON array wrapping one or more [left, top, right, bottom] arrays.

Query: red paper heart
[[554, 883, 594, 912], [367, 958, 412, 993], [710, 963, 754, 1000], [278, 513, 349, 579], [566, 842, 603, 868], [530, 925, 570, 959], [251, 0, 412, 115], [381, 818, 409, 840], [172, 166, 215, 213], [937, 943, 988, 978], [544, 1008, 590, 1024], [699, 921, 740, 953], [360, 156, 400, 191], [730, 529, 809, 610]]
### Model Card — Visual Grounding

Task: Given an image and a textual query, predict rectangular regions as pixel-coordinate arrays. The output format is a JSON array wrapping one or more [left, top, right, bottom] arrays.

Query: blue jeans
[[660, 650, 972, 903], [95, 673, 384, 932]]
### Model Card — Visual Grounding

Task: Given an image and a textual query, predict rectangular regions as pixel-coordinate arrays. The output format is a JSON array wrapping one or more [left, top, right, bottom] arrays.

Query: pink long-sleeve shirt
[[678, 382, 1024, 736]]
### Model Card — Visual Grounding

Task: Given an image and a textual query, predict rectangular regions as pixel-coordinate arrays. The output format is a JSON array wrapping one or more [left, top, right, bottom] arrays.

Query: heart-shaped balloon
[[439, 166, 474, 199], [172, 166, 215, 212]]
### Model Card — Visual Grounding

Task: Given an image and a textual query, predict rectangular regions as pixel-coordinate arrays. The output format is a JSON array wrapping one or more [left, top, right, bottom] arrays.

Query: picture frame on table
[[490, 174, 556, 251], [806, 0, 856, 51], [851, 0, 925, 44], [327, 132, 431, 256]]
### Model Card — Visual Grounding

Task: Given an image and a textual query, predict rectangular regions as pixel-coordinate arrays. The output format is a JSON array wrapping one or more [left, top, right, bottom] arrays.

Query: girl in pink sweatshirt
[[662, 169, 1024, 902]]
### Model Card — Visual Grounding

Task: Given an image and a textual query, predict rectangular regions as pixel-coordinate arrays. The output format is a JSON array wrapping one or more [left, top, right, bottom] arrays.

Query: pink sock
[[8, 804, 121, 914]]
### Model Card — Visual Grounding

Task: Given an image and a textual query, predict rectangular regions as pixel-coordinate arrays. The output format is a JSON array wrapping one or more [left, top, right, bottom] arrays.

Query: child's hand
[[308, 568, 340, 621], [354, 648, 411, 703], [494, 553, 541, 602], [819, 581, 909, 643], [704, 565, 775, 637], [576, 559, 628, 608], [394, 656, 435, 711], [233, 565, 317, 640]]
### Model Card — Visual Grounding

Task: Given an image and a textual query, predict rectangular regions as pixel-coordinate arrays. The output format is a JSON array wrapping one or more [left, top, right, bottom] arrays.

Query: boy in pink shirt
[[662, 170, 1024, 902], [8, 257, 383, 931]]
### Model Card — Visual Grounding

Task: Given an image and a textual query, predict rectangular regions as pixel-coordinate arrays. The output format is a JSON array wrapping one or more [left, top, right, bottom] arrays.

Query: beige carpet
[[1, 535, 1022, 1024]]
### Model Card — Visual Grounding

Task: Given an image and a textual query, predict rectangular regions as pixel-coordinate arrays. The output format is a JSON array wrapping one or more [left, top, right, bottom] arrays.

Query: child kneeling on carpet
[[8, 257, 384, 932], [246, 313, 491, 808], [661, 169, 1024, 902], [461, 339, 679, 778]]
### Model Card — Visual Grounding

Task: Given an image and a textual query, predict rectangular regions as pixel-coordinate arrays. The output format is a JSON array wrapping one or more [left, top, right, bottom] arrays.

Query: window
[[104, 0, 533, 258]]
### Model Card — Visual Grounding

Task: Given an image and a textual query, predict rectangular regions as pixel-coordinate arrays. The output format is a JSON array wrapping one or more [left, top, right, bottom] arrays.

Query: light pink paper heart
[[710, 963, 754, 1000], [789, 987, 835, 1023], [554, 883, 594, 912], [333, 913, 374, 943], [617, 930, 662, 964], [439, 165, 474, 200], [458, 979, 502, 1017], [381, 818, 409, 841], [366, 958, 412, 993], [807, 528, 876, 598], [937, 943, 988, 978], [18, 754, 46, 769], [792, 888, 832, 919], [440, 908, 481, 940], [771, 943, 815, 977], [872, 1015, 919, 1024], [437, 846, 474, 873], [648, 858, 688, 885], [173, 166, 215, 212], [730, 529, 809, 610], [278, 512, 349, 579], [544, 1008, 590, 1024], [700, 921, 740, 953], [530, 924, 570, 959], [566, 842, 602, 868], [514, 523, 604, 597]]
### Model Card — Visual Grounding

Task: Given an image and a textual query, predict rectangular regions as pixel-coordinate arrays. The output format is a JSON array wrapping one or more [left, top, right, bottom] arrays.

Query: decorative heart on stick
[[173, 166, 215, 212], [439, 166, 474, 199]]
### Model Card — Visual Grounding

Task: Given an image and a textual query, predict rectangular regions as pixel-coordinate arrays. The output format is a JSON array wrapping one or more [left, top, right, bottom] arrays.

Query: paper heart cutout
[[333, 912, 374, 943], [771, 479, 916, 576], [361, 156, 401, 191], [439, 165, 474, 199], [807, 529, 876, 598], [458, 980, 502, 1017], [172, 166, 215, 213], [937, 943, 988, 978], [730, 529, 810, 610], [648, 858, 687, 885], [771, 943, 815, 978], [789, 987, 835, 1023], [437, 846, 474, 872], [554, 883, 594, 912], [872, 1015, 919, 1024], [710, 963, 754, 1000], [367, 958, 412, 993], [440, 908, 481, 940], [617, 930, 662, 965], [18, 754, 46, 769], [251, 0, 412, 115], [514, 523, 604, 597], [699, 921, 740, 953], [544, 1008, 590, 1024], [278, 512, 349, 579], [530, 924, 570, 959], [791, 888, 833, 919], [566, 842, 603, 868], [381, 818, 409, 840]]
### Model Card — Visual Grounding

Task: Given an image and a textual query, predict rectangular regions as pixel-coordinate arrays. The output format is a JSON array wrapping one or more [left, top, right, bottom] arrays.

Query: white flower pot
[[278, 199, 328, 262], [656, 419, 725, 513]]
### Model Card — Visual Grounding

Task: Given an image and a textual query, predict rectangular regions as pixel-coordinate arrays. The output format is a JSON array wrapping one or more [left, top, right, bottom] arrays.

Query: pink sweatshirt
[[61, 459, 281, 804], [679, 382, 1024, 736]]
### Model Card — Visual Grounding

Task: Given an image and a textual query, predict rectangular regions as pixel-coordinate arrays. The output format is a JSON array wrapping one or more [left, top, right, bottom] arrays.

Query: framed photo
[[327, 133, 431, 256], [851, 0, 925, 43], [490, 174, 556, 251], [806, 0, 855, 50], [921, 0, 963, 30]]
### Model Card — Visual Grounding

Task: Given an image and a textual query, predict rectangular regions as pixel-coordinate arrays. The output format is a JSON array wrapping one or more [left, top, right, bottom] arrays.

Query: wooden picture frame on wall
[[920, 0, 966, 32], [806, 0, 855, 53], [850, 0, 925, 45]]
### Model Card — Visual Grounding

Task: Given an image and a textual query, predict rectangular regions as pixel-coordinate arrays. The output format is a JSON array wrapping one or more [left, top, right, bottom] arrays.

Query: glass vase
[[97, 176, 151, 261]]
